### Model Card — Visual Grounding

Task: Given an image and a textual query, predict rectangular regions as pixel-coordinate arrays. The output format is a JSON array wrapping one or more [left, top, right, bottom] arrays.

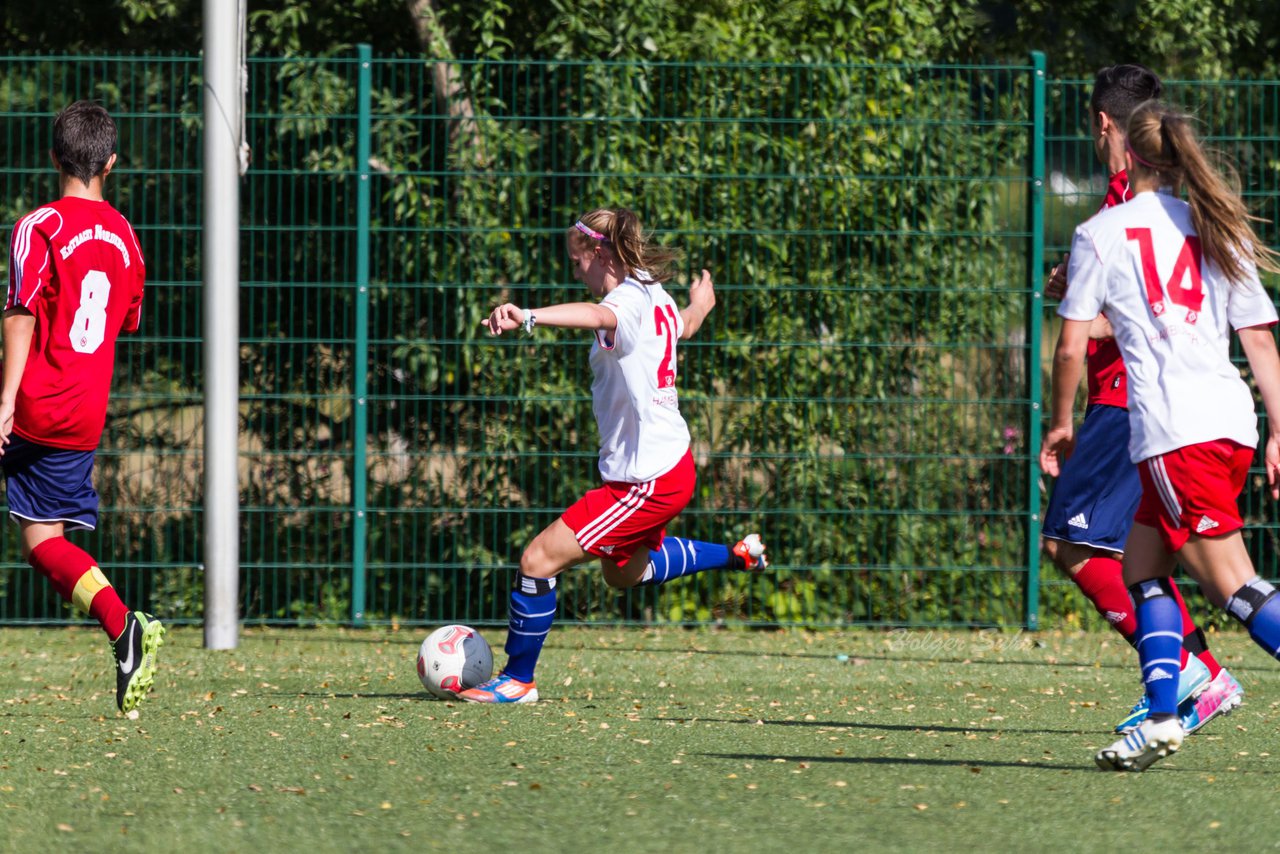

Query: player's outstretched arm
[[1239, 325, 1280, 499], [480, 301, 617, 336], [679, 269, 716, 340]]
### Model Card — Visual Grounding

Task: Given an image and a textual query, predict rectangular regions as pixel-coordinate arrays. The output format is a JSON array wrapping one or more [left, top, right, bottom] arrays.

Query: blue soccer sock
[[1226, 576, 1280, 660], [502, 575, 558, 683], [638, 537, 741, 586], [1129, 579, 1184, 717]]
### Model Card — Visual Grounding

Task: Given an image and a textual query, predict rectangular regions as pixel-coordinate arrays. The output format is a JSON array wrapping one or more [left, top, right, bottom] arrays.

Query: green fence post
[[351, 44, 372, 626], [1024, 51, 1046, 630]]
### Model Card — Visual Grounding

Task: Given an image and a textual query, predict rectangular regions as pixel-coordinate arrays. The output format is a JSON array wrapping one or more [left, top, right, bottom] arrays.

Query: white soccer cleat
[[1095, 717, 1184, 772]]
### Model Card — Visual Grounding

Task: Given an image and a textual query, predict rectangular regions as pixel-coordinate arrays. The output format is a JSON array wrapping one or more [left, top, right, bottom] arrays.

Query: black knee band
[[1183, 626, 1209, 656], [1226, 578, 1278, 628], [514, 573, 556, 595], [1127, 577, 1176, 604]]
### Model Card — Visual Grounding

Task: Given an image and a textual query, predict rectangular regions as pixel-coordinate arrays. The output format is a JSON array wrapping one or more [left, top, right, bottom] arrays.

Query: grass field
[[2, 625, 1279, 852]]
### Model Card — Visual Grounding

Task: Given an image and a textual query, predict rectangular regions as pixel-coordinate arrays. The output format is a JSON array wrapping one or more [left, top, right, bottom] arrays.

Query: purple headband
[[574, 221, 608, 242]]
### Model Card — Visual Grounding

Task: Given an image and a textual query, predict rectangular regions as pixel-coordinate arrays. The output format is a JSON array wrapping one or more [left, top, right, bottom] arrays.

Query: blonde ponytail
[[1126, 102, 1280, 282]]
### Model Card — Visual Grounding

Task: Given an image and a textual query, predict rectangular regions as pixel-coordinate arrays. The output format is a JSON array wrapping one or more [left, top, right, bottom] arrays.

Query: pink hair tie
[[574, 221, 607, 242], [1126, 137, 1166, 171]]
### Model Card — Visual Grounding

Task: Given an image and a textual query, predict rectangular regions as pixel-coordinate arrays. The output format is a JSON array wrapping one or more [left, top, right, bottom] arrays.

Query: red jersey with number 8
[[7, 197, 145, 450]]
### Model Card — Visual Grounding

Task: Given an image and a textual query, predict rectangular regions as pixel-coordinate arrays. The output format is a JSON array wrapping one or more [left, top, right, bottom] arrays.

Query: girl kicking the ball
[[460, 207, 767, 704], [1043, 100, 1280, 770]]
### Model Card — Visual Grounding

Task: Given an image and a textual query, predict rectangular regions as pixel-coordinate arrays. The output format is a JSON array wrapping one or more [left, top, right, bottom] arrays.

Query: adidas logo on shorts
[[1067, 513, 1088, 529], [1196, 515, 1220, 533]]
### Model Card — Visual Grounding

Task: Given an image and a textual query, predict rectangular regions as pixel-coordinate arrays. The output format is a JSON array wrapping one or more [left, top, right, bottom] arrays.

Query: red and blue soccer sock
[[29, 537, 129, 640], [1129, 578, 1184, 718], [1226, 576, 1280, 660], [1072, 556, 1138, 642], [638, 538, 742, 586], [501, 574, 558, 683]]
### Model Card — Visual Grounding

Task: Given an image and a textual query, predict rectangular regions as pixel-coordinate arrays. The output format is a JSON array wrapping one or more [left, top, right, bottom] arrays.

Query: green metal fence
[[0, 52, 1276, 629]]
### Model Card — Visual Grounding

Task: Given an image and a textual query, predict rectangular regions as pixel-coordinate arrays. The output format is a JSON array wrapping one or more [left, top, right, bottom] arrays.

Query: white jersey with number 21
[[590, 276, 692, 483], [1062, 190, 1278, 462]]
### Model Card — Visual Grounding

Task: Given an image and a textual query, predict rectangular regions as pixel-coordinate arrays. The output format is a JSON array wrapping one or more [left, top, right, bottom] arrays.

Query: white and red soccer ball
[[416, 624, 494, 699]]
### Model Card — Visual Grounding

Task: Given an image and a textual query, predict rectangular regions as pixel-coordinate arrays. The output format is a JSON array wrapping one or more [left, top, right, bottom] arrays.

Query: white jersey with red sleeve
[[589, 276, 692, 482], [1061, 190, 1277, 462], [7, 196, 146, 450]]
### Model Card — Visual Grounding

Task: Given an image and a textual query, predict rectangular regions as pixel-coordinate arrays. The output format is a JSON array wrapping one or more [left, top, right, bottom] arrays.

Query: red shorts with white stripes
[[561, 449, 695, 565], [1135, 439, 1254, 551]]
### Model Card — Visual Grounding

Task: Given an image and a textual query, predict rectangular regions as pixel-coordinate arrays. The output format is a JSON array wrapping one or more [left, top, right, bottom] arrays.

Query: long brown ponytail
[[567, 208, 683, 284], [1126, 101, 1280, 282]]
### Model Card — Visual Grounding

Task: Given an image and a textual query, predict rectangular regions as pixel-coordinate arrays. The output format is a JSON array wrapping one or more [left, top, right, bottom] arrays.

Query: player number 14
[[1126, 228, 1205, 324]]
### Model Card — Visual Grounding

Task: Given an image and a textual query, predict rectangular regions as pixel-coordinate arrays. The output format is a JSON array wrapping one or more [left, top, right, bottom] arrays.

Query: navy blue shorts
[[1, 435, 98, 531], [1042, 404, 1139, 552]]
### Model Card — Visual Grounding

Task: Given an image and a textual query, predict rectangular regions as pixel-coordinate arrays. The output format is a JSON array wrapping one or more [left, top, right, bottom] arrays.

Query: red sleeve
[[7, 208, 60, 311], [122, 220, 145, 333]]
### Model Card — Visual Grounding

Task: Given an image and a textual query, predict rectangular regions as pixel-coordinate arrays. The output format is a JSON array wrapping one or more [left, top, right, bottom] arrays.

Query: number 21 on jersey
[[654, 305, 678, 388], [1126, 228, 1204, 324]]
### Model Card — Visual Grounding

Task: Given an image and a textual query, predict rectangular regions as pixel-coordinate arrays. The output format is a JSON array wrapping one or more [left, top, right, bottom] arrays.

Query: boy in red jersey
[[2, 101, 163, 714], [1041, 65, 1240, 734]]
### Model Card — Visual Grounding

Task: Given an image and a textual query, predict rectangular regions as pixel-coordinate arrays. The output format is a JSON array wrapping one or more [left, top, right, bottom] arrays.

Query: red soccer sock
[[1170, 580, 1223, 679], [1071, 556, 1138, 641], [29, 538, 130, 640]]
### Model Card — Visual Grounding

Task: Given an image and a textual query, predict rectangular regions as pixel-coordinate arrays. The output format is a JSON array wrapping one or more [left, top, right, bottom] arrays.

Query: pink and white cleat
[[1180, 667, 1243, 734]]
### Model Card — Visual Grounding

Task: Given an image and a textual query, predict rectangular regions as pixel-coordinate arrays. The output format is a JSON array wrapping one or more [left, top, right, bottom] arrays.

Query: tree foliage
[[4, 2, 1276, 628]]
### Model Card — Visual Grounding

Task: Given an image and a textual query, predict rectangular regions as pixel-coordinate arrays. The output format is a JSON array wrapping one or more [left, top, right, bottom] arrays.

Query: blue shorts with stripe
[[1, 435, 98, 531], [1042, 404, 1139, 552]]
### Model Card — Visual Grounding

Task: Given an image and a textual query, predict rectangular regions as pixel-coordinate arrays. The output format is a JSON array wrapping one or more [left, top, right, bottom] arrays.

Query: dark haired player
[[3, 100, 163, 714], [1040, 65, 1241, 734]]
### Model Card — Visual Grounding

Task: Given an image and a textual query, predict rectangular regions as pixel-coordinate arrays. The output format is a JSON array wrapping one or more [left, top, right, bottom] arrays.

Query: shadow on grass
[[661, 716, 1090, 736], [285, 692, 435, 700], [635, 648, 1133, 671], [699, 750, 1279, 775], [700, 751, 1100, 773]]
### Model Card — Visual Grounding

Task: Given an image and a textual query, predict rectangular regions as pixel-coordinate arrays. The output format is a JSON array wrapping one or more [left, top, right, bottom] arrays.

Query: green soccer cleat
[[112, 611, 165, 714]]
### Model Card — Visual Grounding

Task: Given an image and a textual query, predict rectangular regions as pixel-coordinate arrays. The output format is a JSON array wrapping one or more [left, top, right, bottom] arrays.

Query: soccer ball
[[416, 624, 494, 699]]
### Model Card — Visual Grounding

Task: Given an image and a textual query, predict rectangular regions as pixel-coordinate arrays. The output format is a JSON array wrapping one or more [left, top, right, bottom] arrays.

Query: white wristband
[[521, 308, 537, 334]]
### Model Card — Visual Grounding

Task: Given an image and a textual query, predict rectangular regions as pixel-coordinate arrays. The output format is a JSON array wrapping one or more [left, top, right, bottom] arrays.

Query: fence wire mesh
[[0, 53, 1276, 628]]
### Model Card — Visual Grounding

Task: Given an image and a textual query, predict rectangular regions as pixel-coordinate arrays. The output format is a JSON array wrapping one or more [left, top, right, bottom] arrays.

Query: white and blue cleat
[[1096, 717, 1184, 772]]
